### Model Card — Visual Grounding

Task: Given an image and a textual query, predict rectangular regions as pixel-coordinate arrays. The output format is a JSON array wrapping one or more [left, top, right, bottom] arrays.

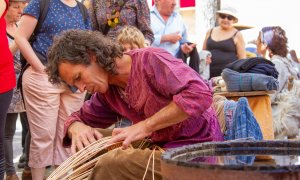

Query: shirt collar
[[151, 5, 177, 18]]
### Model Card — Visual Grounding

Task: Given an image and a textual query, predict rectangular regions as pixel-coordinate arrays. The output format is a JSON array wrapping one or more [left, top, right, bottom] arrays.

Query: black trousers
[[0, 90, 13, 179]]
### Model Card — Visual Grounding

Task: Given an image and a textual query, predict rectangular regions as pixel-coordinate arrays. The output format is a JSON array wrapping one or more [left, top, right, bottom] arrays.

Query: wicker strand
[[47, 136, 123, 180]]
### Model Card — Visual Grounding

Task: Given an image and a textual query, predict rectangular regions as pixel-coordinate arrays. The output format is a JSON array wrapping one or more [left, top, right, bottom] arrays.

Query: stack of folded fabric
[[222, 68, 279, 92], [222, 57, 279, 92]]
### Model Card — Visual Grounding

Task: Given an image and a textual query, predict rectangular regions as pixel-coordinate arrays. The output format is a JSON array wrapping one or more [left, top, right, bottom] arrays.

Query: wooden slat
[[214, 91, 275, 97]]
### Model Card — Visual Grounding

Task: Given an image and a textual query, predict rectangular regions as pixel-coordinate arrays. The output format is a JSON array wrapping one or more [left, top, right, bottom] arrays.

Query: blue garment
[[23, 0, 91, 62], [224, 100, 237, 139], [222, 68, 279, 92], [247, 63, 279, 79], [150, 6, 188, 56], [224, 97, 263, 141]]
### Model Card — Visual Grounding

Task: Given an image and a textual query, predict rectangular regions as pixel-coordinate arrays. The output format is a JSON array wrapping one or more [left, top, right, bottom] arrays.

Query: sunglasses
[[219, 14, 235, 21]]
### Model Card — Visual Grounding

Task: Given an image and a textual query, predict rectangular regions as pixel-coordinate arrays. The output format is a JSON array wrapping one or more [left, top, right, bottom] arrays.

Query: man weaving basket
[[46, 29, 223, 179]]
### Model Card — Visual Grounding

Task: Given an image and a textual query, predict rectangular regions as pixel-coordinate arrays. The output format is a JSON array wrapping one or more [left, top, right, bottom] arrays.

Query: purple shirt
[[64, 47, 223, 148]]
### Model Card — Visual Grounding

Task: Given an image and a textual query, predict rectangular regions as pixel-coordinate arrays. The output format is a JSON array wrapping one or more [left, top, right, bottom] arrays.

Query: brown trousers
[[88, 129, 163, 180]]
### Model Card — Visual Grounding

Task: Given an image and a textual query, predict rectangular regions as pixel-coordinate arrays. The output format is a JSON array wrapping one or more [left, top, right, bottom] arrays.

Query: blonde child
[[117, 26, 145, 52]]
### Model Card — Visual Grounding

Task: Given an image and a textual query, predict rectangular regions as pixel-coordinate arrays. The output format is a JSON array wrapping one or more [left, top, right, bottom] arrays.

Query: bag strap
[[33, 0, 50, 36], [76, 0, 88, 24]]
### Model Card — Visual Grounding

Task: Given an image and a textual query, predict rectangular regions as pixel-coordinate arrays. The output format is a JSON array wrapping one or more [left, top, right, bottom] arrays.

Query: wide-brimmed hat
[[216, 7, 239, 23]]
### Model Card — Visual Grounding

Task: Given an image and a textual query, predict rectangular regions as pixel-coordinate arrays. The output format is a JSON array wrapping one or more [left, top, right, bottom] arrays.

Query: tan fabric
[[212, 95, 227, 133], [22, 67, 85, 168], [89, 148, 162, 180], [89, 128, 162, 180]]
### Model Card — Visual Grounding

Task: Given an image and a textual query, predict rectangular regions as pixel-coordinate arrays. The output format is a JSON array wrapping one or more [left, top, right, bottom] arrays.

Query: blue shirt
[[150, 6, 188, 56], [24, 0, 91, 62]]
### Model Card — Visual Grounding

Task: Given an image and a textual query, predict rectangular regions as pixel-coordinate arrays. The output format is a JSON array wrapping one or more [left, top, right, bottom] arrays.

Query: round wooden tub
[[161, 140, 300, 180]]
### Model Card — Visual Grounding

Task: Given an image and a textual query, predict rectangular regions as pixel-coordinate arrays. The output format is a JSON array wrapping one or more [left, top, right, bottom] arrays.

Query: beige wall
[[180, 8, 197, 43]]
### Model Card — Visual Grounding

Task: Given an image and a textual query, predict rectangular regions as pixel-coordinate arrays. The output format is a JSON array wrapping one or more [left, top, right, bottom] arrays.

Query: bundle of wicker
[[47, 136, 123, 180], [47, 136, 161, 180]]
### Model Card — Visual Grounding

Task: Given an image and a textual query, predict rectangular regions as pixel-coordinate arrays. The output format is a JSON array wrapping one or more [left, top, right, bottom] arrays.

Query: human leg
[[21, 112, 30, 168], [4, 113, 18, 176], [0, 90, 13, 179], [22, 67, 62, 179], [53, 89, 85, 166], [18, 112, 28, 168], [20, 112, 28, 155]]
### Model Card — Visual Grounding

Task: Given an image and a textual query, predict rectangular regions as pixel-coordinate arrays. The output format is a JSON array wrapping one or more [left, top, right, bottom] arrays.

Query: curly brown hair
[[261, 26, 288, 57], [46, 29, 123, 84]]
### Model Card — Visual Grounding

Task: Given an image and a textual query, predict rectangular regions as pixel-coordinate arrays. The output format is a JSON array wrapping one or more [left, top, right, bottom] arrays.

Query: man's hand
[[206, 56, 212, 65], [108, 121, 152, 149], [68, 122, 103, 154], [162, 31, 182, 44], [181, 43, 196, 54]]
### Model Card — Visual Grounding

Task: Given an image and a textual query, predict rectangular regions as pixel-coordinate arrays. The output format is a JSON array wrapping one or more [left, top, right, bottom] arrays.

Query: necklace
[[106, 0, 125, 28], [117, 87, 128, 103]]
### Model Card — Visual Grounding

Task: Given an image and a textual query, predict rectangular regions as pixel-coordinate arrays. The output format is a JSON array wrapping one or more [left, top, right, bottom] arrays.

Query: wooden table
[[215, 91, 275, 140]]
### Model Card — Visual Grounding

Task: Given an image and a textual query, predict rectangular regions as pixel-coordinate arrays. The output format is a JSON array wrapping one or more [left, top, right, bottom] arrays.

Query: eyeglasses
[[219, 14, 235, 21]]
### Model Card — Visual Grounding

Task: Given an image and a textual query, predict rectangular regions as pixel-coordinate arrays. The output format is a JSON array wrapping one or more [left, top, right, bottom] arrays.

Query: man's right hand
[[161, 31, 182, 44], [68, 121, 103, 154]]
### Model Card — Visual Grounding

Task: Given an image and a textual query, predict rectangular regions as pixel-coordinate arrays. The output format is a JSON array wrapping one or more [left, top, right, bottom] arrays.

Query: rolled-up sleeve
[[145, 49, 213, 118], [23, 0, 40, 19], [63, 93, 119, 146]]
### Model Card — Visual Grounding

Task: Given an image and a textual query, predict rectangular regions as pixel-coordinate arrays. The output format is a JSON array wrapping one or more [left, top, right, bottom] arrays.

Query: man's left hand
[[107, 121, 152, 149], [181, 43, 196, 54]]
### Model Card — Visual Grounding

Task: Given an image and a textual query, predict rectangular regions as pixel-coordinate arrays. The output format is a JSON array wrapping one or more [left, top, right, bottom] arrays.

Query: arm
[[64, 93, 119, 152], [110, 101, 188, 149], [160, 32, 182, 44], [202, 29, 211, 50], [14, 15, 45, 73], [136, 0, 154, 44], [234, 31, 246, 59], [0, 0, 6, 17]]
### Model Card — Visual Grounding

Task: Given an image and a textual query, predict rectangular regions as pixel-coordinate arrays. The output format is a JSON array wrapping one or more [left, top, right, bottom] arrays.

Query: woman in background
[[5, 1, 27, 179], [15, 0, 91, 179], [257, 26, 298, 102], [89, 0, 153, 45], [257, 26, 300, 139], [202, 7, 246, 78], [0, 0, 16, 179]]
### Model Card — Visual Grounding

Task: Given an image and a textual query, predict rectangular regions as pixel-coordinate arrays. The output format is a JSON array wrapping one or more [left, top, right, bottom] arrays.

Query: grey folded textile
[[222, 68, 279, 92]]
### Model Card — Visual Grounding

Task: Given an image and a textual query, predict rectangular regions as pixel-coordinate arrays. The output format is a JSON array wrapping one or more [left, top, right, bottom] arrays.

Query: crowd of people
[[1, 0, 300, 179]]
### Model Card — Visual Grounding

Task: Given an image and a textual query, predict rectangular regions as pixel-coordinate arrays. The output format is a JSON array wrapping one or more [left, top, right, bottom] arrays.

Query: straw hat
[[216, 7, 239, 23], [233, 23, 254, 31]]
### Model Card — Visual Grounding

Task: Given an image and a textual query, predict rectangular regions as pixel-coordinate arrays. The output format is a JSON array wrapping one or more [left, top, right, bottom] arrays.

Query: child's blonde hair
[[117, 26, 145, 49]]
